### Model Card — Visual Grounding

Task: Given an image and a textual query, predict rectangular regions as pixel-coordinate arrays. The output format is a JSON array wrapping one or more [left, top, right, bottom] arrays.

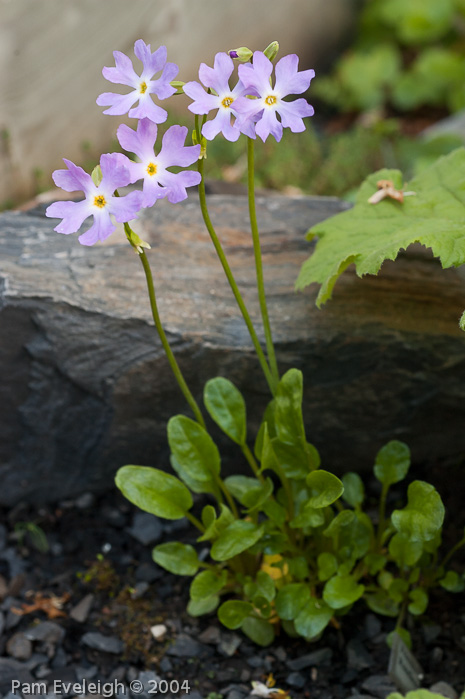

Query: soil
[[0, 460, 464, 699]]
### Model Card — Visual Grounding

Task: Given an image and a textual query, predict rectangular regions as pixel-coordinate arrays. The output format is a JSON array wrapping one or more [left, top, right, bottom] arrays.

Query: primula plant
[[45, 40, 464, 647]]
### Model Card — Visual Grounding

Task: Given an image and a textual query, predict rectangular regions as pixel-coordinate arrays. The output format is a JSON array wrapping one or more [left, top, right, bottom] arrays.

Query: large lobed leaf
[[296, 149, 465, 309]]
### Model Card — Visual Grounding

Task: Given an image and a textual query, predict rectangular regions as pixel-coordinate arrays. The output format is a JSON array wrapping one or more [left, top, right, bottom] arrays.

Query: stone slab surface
[[1, 193, 465, 505]]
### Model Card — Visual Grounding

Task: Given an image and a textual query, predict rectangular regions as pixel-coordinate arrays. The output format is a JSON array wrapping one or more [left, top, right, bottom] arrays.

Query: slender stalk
[[185, 511, 206, 533], [241, 443, 265, 484], [376, 482, 389, 551], [246, 137, 280, 385], [216, 476, 240, 518], [195, 119, 277, 396], [135, 242, 206, 429], [441, 534, 465, 569]]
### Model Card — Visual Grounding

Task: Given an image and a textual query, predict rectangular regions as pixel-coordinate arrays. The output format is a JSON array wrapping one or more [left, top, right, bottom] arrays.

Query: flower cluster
[[46, 40, 314, 245]]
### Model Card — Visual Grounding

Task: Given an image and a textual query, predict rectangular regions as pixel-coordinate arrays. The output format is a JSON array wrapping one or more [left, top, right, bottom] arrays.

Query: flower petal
[[135, 41, 167, 77], [238, 51, 272, 92], [109, 190, 142, 222], [256, 109, 283, 143], [46, 199, 91, 235], [158, 125, 200, 166], [52, 159, 93, 194], [152, 62, 179, 98], [141, 179, 167, 208], [96, 91, 138, 116], [100, 153, 132, 192], [278, 98, 314, 131], [117, 119, 158, 160], [158, 170, 201, 203], [102, 50, 139, 87], [198, 52, 233, 94], [78, 211, 115, 246], [202, 110, 240, 142], [129, 97, 168, 123], [275, 54, 315, 96]]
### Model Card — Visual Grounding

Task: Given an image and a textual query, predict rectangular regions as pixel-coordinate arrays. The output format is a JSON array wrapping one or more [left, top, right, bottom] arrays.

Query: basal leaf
[[342, 472, 364, 508], [187, 595, 220, 616], [210, 521, 264, 561], [374, 440, 410, 487], [275, 583, 311, 621], [218, 600, 253, 629], [275, 369, 306, 444], [294, 597, 333, 640], [241, 617, 275, 646], [323, 574, 365, 609], [115, 465, 192, 520], [168, 415, 221, 487], [204, 377, 247, 445], [190, 569, 228, 600], [296, 150, 465, 309], [152, 542, 199, 576], [392, 480, 445, 542], [306, 470, 344, 508]]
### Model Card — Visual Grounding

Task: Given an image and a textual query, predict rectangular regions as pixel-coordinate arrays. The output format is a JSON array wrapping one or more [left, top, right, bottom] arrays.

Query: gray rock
[[0, 525, 7, 551], [364, 614, 382, 639], [423, 622, 442, 645], [81, 631, 124, 654], [132, 671, 162, 699], [2, 195, 465, 505], [135, 562, 162, 583], [361, 675, 397, 699], [127, 513, 163, 546], [347, 639, 374, 671], [0, 610, 5, 638], [0, 657, 34, 693], [24, 621, 65, 644], [166, 633, 212, 659], [286, 647, 332, 670], [6, 632, 32, 660], [218, 632, 242, 657], [286, 672, 306, 688], [69, 593, 94, 623], [75, 492, 95, 509], [75, 664, 98, 682], [226, 690, 246, 699]]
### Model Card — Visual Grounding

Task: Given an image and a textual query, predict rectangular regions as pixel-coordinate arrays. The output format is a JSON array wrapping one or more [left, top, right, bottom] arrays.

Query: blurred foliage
[[313, 0, 465, 114]]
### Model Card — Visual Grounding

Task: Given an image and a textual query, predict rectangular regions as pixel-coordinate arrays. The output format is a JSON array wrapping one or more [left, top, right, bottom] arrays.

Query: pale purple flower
[[235, 51, 315, 142], [183, 52, 255, 141], [96, 40, 178, 123], [45, 154, 142, 246], [116, 118, 201, 208]]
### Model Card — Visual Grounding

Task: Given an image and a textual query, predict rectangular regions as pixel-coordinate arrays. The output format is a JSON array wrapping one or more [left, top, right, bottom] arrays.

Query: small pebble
[[218, 632, 242, 657], [69, 593, 94, 623], [361, 675, 397, 699], [150, 624, 167, 641], [347, 639, 374, 671], [81, 631, 124, 654], [286, 647, 332, 671], [127, 513, 163, 546], [286, 672, 306, 689], [24, 621, 65, 644], [75, 492, 95, 509], [6, 632, 32, 661], [198, 625, 221, 645]]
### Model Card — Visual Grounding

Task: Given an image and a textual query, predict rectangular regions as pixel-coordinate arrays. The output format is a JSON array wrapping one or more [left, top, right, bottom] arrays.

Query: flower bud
[[91, 164, 103, 186], [263, 41, 279, 61], [170, 80, 186, 95], [228, 46, 253, 62], [460, 311, 465, 332]]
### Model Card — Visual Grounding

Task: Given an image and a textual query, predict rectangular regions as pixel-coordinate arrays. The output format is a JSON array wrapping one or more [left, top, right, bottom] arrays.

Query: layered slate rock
[[1, 194, 465, 505]]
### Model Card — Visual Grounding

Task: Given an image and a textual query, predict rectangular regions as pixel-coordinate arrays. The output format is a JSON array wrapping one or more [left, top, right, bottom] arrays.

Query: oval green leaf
[[306, 470, 344, 509], [323, 574, 365, 609], [241, 617, 275, 647], [211, 521, 264, 561], [391, 480, 445, 542], [218, 600, 253, 629], [187, 595, 220, 617], [190, 570, 228, 600], [115, 465, 192, 520], [275, 369, 305, 444], [168, 415, 220, 484], [275, 583, 311, 621], [294, 598, 333, 640], [152, 542, 199, 576], [204, 377, 246, 445], [374, 440, 410, 487], [342, 472, 364, 508]]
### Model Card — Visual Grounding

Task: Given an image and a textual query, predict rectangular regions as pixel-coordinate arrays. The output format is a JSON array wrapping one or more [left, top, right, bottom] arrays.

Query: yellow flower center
[[265, 95, 277, 106], [93, 195, 106, 208], [140, 81, 148, 94], [146, 162, 157, 176], [221, 96, 234, 108]]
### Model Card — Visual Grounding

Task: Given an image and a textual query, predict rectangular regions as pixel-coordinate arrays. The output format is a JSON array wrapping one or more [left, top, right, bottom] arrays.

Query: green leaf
[[152, 542, 199, 576], [190, 570, 228, 600], [204, 377, 247, 445], [374, 441, 410, 487], [380, 0, 455, 44], [460, 310, 465, 332], [210, 521, 264, 561], [323, 574, 365, 609], [387, 628, 412, 650], [241, 617, 275, 646], [408, 588, 428, 615], [294, 598, 333, 640], [218, 600, 253, 629], [290, 504, 325, 529], [392, 480, 445, 542], [255, 571, 276, 602], [168, 415, 220, 490], [241, 478, 274, 512], [197, 504, 235, 542], [224, 475, 261, 503], [296, 150, 465, 307], [342, 472, 364, 508], [365, 591, 399, 617], [187, 595, 220, 616], [306, 470, 344, 508], [275, 583, 311, 621], [389, 532, 423, 567], [275, 369, 305, 444], [317, 553, 338, 582], [439, 570, 465, 592], [270, 439, 313, 479], [323, 509, 355, 538], [115, 465, 192, 520]]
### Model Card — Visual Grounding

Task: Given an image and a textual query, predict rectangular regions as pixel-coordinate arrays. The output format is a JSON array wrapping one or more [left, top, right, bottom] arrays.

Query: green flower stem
[[376, 482, 389, 551], [441, 534, 465, 569], [246, 137, 280, 386], [133, 236, 206, 430], [216, 476, 240, 519], [194, 119, 277, 396], [241, 443, 265, 484]]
